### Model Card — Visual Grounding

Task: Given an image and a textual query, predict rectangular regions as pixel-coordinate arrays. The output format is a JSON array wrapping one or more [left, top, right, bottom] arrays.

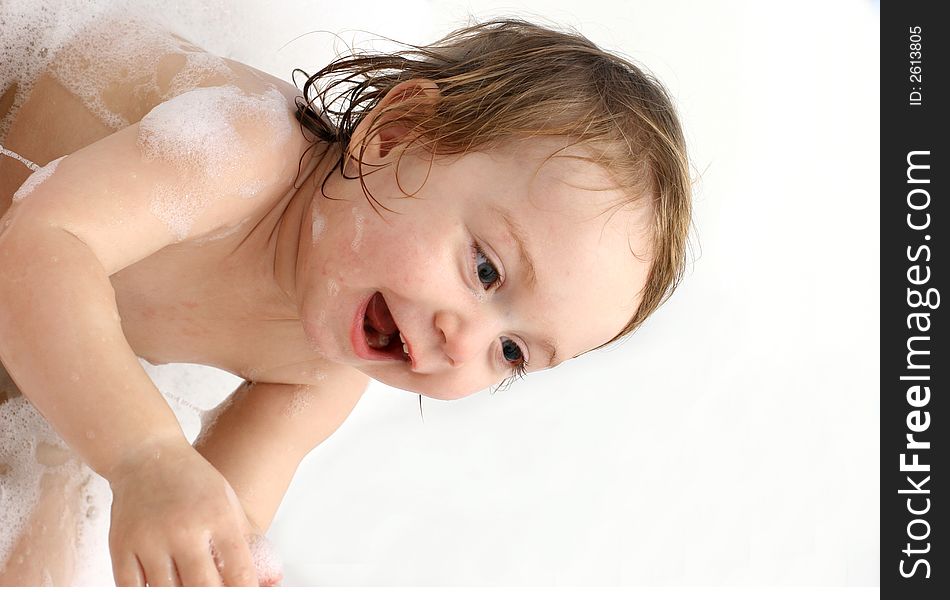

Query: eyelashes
[[472, 242, 502, 289]]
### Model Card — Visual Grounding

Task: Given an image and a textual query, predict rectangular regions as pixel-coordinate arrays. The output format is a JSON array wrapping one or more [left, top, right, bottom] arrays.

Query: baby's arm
[[0, 86, 308, 585], [195, 368, 369, 533], [193, 368, 368, 584]]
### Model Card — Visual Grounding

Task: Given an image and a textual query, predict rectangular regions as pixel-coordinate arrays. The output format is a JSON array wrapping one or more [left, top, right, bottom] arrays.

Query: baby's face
[[298, 138, 652, 399]]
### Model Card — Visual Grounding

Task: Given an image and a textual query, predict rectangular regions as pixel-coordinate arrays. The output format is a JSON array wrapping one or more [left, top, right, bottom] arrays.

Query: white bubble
[[12, 156, 65, 203]]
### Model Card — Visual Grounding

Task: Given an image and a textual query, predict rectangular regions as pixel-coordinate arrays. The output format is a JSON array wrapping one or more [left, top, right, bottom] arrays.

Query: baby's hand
[[106, 438, 259, 586]]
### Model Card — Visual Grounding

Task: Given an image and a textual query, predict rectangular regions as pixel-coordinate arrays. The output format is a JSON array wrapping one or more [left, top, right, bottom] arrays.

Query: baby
[[0, 12, 691, 587]]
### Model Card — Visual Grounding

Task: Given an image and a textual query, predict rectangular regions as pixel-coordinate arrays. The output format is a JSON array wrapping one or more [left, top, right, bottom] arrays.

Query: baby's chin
[[365, 373, 479, 401], [352, 361, 493, 400]]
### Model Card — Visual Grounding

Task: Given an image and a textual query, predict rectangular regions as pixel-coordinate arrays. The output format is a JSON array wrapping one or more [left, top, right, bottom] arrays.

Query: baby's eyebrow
[[488, 205, 559, 368], [537, 338, 560, 369], [489, 204, 537, 290]]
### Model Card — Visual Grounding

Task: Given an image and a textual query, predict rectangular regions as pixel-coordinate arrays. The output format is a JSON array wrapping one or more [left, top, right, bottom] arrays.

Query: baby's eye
[[473, 244, 501, 289], [501, 337, 524, 363]]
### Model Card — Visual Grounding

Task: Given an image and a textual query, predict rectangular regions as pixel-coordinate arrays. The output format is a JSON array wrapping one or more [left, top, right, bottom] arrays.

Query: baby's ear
[[347, 78, 441, 165]]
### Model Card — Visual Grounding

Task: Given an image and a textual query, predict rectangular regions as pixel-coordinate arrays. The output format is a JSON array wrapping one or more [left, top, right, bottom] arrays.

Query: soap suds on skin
[[139, 85, 254, 175], [0, 1, 243, 143], [164, 52, 234, 100], [350, 207, 364, 251], [311, 207, 326, 243], [11, 157, 65, 203], [238, 179, 266, 199], [0, 396, 54, 567], [247, 533, 283, 586], [0, 395, 111, 585], [137, 85, 293, 241], [0, 144, 40, 172], [285, 386, 315, 417], [0, 0, 102, 143], [147, 185, 207, 242]]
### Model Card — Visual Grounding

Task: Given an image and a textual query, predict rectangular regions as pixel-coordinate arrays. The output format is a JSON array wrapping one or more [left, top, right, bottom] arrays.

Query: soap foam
[[139, 85, 247, 175], [0, 360, 239, 585], [46, 16, 202, 131], [165, 51, 234, 101], [238, 179, 266, 199], [311, 206, 326, 243], [147, 184, 207, 242], [0, 394, 111, 585], [138, 84, 293, 240], [285, 385, 315, 417], [247, 533, 283, 586], [0, 0, 104, 143], [1, 1, 239, 143], [0, 395, 55, 567], [0, 144, 40, 172], [12, 156, 65, 203], [350, 207, 364, 250]]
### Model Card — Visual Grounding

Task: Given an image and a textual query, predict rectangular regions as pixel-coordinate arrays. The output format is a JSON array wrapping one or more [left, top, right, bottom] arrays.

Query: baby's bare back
[[2, 15, 292, 215]]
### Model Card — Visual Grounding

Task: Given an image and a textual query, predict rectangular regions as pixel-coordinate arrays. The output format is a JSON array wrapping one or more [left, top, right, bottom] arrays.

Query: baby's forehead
[[526, 159, 652, 238], [484, 158, 651, 357], [492, 139, 643, 211]]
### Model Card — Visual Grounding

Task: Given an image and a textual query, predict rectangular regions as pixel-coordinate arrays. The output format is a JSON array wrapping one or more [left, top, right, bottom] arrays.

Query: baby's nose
[[433, 309, 494, 368]]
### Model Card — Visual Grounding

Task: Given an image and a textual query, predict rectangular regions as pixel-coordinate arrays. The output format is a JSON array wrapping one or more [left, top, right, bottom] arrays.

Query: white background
[[136, 0, 880, 587]]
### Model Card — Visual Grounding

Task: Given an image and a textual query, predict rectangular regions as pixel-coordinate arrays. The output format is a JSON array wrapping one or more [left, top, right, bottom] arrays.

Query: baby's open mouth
[[363, 292, 410, 361]]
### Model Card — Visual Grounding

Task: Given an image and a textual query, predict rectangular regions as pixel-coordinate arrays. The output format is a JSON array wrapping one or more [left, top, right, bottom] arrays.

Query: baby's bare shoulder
[[3, 62, 310, 275]]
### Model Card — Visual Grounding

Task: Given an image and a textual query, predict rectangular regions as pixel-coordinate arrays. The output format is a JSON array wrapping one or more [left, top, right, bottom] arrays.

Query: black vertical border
[[881, 2, 947, 598]]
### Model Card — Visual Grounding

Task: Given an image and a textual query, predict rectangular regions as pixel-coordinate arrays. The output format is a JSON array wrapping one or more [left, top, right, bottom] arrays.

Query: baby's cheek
[[246, 533, 283, 586]]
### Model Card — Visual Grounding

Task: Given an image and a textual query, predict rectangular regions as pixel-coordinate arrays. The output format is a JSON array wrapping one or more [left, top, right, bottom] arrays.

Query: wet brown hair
[[292, 18, 692, 353]]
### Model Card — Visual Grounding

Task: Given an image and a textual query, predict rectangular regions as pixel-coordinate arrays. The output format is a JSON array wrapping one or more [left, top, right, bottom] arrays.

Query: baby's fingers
[[111, 552, 145, 587], [138, 551, 181, 587], [175, 543, 223, 587], [212, 533, 259, 587]]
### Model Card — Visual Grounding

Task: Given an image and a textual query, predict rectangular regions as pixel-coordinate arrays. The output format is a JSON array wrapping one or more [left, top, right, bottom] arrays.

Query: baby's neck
[[271, 143, 340, 312]]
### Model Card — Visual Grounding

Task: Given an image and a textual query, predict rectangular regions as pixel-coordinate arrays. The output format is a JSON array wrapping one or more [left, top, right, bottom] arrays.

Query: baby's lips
[[246, 532, 284, 586]]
